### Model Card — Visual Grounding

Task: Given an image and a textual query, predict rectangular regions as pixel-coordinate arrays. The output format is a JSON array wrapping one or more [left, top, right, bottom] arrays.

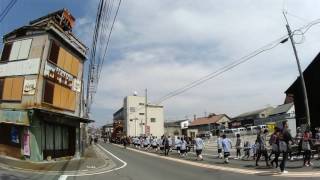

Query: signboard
[[72, 79, 81, 92], [44, 62, 74, 88], [23, 129, 30, 156], [44, 62, 81, 92], [180, 121, 189, 129], [11, 127, 20, 144], [0, 58, 41, 77], [145, 125, 150, 136], [23, 79, 37, 95], [0, 110, 30, 126]]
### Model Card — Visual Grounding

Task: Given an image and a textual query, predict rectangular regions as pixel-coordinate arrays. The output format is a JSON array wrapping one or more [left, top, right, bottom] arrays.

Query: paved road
[[1, 143, 319, 180]]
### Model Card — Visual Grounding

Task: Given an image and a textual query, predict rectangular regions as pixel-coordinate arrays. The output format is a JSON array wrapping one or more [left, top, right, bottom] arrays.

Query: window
[[139, 113, 145, 115], [43, 80, 76, 111], [48, 40, 59, 64], [48, 40, 80, 76], [150, 118, 156, 123], [0, 43, 12, 62], [0, 78, 4, 99], [130, 107, 136, 112], [139, 103, 144, 106], [9, 39, 32, 61], [130, 119, 133, 122], [43, 80, 54, 104], [1, 77, 24, 101]]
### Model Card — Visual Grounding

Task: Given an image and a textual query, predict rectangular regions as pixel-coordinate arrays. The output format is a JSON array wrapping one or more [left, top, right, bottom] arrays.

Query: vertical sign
[[23, 129, 30, 156]]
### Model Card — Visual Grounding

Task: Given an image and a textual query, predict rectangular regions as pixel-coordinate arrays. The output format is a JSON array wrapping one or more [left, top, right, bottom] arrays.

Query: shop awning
[[32, 108, 94, 123], [0, 109, 30, 126]]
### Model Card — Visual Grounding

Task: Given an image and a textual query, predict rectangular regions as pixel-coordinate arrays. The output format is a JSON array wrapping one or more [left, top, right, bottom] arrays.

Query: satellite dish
[[133, 91, 138, 96]]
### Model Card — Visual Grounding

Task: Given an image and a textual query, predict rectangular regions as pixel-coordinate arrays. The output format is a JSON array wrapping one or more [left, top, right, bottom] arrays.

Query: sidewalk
[[0, 144, 113, 173]]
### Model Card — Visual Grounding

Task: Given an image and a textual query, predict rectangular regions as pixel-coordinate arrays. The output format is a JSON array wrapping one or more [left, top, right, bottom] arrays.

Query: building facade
[[114, 95, 164, 137], [188, 114, 231, 136], [231, 107, 274, 128], [0, 9, 90, 161], [164, 119, 189, 137], [285, 52, 320, 131]]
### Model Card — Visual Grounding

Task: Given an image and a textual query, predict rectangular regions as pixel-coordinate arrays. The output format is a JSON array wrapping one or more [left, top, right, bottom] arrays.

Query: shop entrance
[[42, 122, 76, 160], [0, 123, 23, 158]]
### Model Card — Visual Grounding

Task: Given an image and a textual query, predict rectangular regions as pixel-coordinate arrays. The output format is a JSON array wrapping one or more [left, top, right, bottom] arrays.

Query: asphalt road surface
[[0, 143, 319, 180]]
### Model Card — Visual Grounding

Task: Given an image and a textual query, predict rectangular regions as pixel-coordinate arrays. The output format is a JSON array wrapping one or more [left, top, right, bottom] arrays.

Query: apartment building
[[114, 95, 164, 137]]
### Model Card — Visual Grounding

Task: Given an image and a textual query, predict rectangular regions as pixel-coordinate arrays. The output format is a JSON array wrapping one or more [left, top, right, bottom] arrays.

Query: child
[[217, 133, 223, 159], [222, 134, 232, 163], [243, 141, 251, 160], [235, 134, 242, 159]]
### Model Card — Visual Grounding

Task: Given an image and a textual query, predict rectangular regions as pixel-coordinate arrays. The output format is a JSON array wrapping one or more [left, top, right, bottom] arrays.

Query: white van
[[258, 125, 267, 130], [237, 127, 246, 134]]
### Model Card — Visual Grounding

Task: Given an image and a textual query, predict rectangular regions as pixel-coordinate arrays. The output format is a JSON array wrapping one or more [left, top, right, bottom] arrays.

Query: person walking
[[243, 140, 251, 160], [195, 135, 204, 160], [270, 128, 280, 168], [269, 127, 278, 160], [302, 129, 312, 167], [222, 134, 232, 163], [235, 134, 242, 159], [180, 137, 187, 157], [279, 121, 293, 174], [163, 136, 170, 156], [256, 128, 269, 167], [176, 137, 182, 155], [217, 133, 223, 159]]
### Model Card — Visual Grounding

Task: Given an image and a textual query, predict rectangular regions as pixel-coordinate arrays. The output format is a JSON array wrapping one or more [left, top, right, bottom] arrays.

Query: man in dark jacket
[[279, 121, 293, 174]]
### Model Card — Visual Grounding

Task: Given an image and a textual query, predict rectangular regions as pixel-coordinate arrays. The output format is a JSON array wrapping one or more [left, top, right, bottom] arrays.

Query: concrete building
[[0, 9, 91, 161], [114, 95, 164, 137]]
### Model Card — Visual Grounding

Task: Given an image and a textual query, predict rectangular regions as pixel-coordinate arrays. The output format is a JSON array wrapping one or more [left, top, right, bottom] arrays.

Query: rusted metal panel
[[0, 110, 30, 126]]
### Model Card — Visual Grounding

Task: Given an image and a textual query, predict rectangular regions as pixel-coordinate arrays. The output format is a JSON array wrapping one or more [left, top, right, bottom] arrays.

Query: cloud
[[76, 0, 320, 126]]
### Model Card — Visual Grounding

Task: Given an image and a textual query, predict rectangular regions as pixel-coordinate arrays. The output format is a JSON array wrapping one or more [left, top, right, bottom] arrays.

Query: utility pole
[[283, 12, 311, 127], [145, 88, 148, 135]]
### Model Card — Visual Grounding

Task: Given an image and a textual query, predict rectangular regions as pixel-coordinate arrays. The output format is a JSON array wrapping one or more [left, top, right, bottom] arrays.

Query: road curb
[[0, 145, 116, 176], [112, 144, 320, 178]]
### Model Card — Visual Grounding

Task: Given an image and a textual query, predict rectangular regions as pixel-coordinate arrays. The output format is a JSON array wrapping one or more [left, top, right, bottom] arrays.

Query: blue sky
[[1, 1, 320, 127]]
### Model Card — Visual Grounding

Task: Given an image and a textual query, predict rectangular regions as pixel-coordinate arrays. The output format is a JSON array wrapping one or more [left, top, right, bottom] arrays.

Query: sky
[[1, 0, 320, 127]]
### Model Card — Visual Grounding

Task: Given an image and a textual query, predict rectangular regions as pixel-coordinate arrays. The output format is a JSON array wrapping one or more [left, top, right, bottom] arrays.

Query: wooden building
[[0, 9, 91, 161]]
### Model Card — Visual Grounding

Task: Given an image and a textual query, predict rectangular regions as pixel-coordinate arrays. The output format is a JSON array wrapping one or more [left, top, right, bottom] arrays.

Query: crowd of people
[[117, 120, 320, 174]]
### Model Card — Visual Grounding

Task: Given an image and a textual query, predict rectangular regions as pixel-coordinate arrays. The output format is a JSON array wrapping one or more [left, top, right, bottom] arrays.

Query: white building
[[118, 95, 164, 137]]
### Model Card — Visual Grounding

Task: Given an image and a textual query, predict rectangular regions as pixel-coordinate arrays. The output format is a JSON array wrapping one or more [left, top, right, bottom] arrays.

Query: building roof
[[190, 114, 226, 126], [2, 9, 88, 59], [165, 119, 188, 127], [234, 107, 273, 119], [286, 52, 320, 94], [269, 103, 294, 116]]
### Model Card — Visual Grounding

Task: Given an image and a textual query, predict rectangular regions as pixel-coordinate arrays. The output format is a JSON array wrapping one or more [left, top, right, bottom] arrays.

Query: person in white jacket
[[195, 135, 205, 160], [222, 134, 232, 163], [180, 137, 187, 157]]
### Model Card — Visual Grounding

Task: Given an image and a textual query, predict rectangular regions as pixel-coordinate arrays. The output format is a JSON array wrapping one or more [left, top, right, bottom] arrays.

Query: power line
[[0, 0, 17, 23], [155, 18, 320, 105], [86, 0, 122, 117]]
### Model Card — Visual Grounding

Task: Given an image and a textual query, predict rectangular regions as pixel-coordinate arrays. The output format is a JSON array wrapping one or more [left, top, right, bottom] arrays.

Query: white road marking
[[58, 144, 127, 180], [113, 144, 320, 178]]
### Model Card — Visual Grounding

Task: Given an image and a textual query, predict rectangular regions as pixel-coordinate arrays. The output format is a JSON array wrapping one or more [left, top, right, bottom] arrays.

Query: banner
[[23, 129, 31, 156]]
